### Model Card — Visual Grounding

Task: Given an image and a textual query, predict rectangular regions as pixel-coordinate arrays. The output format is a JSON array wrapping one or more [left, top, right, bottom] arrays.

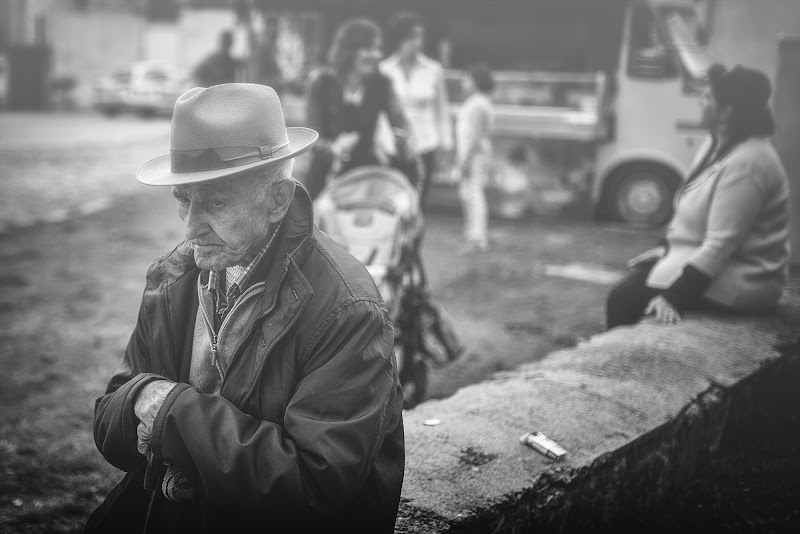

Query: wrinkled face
[[399, 25, 424, 57], [173, 173, 273, 271], [354, 36, 383, 77]]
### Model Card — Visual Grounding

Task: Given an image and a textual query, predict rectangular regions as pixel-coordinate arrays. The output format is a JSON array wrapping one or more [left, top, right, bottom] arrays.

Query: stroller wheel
[[399, 355, 428, 409]]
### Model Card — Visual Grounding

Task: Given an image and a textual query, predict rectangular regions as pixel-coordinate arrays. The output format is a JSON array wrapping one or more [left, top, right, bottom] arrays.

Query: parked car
[[93, 61, 191, 117]]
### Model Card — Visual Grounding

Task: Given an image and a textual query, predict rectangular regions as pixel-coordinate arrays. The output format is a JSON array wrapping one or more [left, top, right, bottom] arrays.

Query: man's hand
[[645, 295, 681, 325], [134, 380, 176, 457], [162, 462, 195, 502]]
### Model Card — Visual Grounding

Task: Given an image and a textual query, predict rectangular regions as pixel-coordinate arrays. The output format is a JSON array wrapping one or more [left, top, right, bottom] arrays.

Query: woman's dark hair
[[328, 18, 381, 77], [686, 63, 775, 184], [387, 11, 425, 53], [469, 63, 495, 94]]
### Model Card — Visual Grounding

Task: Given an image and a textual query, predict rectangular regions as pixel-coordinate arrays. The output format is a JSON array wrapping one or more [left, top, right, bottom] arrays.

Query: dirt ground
[[1, 113, 797, 532]]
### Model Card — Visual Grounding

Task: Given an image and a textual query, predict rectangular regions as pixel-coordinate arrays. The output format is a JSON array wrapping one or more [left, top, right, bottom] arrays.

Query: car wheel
[[609, 165, 679, 227]]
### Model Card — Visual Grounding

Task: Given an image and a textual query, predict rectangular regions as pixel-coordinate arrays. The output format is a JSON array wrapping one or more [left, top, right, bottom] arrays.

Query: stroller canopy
[[321, 165, 420, 221]]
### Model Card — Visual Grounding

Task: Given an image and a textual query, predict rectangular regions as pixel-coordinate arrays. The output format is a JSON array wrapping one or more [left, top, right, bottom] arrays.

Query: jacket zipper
[[197, 279, 267, 380], [222, 265, 291, 390], [197, 286, 224, 378]]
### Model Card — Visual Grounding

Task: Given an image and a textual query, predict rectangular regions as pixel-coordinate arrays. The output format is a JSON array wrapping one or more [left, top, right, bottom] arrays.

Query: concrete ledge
[[396, 280, 800, 532]]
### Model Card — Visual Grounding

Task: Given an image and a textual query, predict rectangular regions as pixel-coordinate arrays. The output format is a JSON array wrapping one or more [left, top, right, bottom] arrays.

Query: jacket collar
[[154, 182, 314, 384], [158, 179, 315, 286]]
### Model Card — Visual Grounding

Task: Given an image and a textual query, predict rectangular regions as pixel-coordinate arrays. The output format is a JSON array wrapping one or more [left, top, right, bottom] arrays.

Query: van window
[[627, 2, 677, 79], [660, 7, 712, 94]]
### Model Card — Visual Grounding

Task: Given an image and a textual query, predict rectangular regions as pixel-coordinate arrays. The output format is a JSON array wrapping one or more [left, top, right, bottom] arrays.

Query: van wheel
[[607, 164, 679, 227]]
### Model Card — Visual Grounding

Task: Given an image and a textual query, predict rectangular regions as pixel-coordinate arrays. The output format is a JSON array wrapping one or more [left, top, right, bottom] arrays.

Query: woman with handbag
[[606, 64, 791, 329], [303, 18, 414, 200]]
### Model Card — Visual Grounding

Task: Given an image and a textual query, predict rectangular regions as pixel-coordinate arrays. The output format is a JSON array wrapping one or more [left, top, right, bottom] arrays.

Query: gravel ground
[[0, 113, 170, 233]]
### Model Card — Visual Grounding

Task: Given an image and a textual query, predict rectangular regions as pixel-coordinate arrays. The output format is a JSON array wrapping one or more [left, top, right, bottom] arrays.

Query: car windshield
[[145, 69, 169, 82]]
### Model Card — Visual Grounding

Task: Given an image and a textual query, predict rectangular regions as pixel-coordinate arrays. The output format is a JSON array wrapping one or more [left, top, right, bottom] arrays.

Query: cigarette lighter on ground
[[520, 431, 567, 461]]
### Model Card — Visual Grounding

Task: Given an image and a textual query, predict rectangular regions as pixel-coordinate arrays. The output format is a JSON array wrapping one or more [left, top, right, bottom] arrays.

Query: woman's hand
[[645, 295, 681, 325], [331, 132, 360, 159]]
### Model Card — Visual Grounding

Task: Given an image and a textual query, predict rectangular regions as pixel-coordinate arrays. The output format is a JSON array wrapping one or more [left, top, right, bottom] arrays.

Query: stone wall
[[396, 281, 800, 532]]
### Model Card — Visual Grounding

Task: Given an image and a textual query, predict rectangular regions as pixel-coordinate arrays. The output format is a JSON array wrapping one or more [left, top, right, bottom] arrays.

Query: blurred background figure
[[607, 64, 791, 328], [303, 18, 410, 200], [255, 17, 281, 88], [381, 11, 452, 213], [192, 29, 239, 87], [453, 64, 495, 253]]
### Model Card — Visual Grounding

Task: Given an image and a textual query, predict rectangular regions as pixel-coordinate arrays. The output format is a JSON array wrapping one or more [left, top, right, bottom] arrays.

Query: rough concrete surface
[[397, 281, 800, 532]]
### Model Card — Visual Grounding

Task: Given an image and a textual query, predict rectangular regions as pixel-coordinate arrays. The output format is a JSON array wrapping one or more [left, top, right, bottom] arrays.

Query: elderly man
[[88, 84, 404, 533]]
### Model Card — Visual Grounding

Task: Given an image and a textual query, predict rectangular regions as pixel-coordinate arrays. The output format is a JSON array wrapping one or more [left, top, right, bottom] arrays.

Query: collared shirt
[[206, 224, 280, 322], [380, 53, 453, 154]]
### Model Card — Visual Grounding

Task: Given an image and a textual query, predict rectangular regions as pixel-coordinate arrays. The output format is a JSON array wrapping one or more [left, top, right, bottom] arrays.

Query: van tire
[[602, 163, 680, 227]]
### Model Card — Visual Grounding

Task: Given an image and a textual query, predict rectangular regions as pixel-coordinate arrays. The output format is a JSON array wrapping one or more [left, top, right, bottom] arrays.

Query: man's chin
[[193, 250, 232, 272]]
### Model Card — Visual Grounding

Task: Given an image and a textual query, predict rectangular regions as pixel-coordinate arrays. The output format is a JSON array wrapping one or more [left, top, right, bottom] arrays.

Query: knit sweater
[[647, 136, 791, 310]]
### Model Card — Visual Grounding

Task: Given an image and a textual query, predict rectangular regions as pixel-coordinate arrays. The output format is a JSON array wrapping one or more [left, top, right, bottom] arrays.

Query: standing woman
[[606, 64, 791, 328], [304, 18, 410, 200], [453, 64, 495, 253], [381, 11, 453, 212]]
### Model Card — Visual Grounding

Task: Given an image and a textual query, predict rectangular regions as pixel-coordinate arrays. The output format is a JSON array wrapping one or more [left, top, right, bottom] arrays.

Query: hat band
[[170, 141, 291, 172]]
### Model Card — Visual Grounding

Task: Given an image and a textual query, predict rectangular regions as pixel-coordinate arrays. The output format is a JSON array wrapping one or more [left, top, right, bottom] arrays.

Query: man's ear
[[267, 178, 296, 224]]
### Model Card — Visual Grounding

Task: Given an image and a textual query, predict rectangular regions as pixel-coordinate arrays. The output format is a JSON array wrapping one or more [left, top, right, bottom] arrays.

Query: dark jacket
[[91, 185, 405, 533], [303, 68, 409, 199]]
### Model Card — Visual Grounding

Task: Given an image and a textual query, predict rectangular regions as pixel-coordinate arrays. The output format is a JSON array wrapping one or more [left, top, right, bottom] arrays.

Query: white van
[[440, 0, 713, 227]]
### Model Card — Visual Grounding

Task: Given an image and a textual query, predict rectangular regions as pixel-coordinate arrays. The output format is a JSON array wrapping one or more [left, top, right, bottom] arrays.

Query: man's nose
[[184, 205, 208, 241]]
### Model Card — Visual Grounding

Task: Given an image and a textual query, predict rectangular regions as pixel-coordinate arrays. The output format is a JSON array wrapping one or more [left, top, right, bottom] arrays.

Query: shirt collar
[[206, 221, 282, 297]]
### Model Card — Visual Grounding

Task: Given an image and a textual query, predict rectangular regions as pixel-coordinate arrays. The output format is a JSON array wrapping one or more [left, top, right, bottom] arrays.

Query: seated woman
[[303, 18, 413, 200], [606, 64, 791, 328]]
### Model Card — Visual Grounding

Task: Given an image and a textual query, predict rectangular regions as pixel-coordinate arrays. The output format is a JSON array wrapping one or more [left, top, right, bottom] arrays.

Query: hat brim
[[136, 127, 319, 186]]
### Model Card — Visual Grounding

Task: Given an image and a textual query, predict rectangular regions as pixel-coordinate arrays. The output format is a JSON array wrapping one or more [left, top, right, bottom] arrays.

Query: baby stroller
[[314, 165, 464, 408]]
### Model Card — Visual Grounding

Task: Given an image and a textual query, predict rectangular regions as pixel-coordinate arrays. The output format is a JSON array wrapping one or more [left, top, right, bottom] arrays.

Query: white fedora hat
[[136, 83, 318, 186]]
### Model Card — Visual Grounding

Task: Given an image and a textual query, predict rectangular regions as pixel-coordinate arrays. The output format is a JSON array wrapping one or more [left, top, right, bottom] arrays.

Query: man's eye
[[175, 196, 190, 206], [210, 199, 225, 208]]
